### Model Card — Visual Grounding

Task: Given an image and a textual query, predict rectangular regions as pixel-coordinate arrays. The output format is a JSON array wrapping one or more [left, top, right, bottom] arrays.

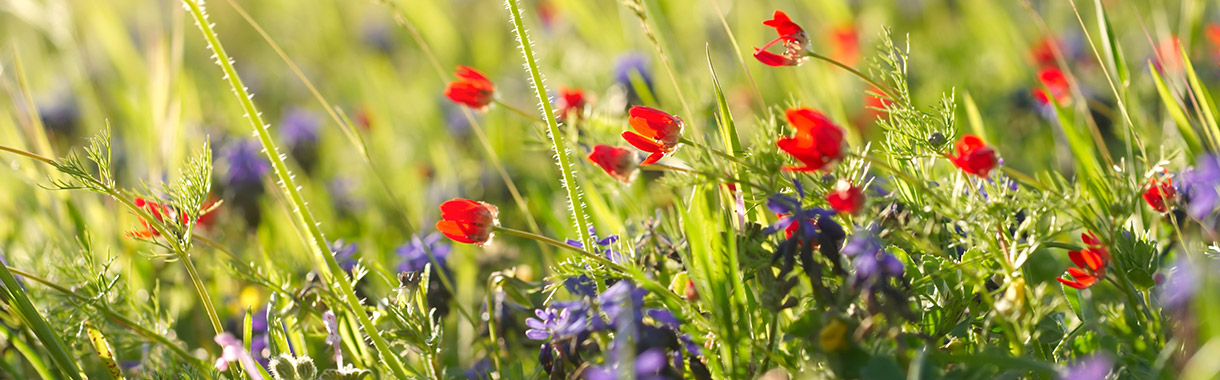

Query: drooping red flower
[[556, 87, 588, 123], [621, 106, 684, 165], [1058, 232, 1109, 290], [1142, 175, 1177, 213], [587, 145, 639, 183], [444, 66, 495, 111], [826, 181, 865, 215], [777, 108, 845, 172], [753, 10, 809, 67], [1032, 67, 1071, 106], [830, 24, 859, 66], [947, 134, 998, 177], [436, 199, 499, 246]]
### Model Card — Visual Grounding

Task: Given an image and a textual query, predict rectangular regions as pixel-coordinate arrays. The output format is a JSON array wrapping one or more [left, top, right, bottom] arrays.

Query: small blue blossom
[[525, 308, 572, 341], [614, 53, 655, 106], [582, 348, 669, 380], [396, 233, 451, 273], [221, 139, 271, 188], [280, 108, 321, 148], [1159, 257, 1198, 310], [1181, 154, 1220, 221], [331, 240, 359, 272], [1060, 355, 1112, 380]]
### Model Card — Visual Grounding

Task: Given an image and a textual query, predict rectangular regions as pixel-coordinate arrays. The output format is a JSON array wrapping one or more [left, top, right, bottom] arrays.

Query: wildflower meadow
[[3, 0, 1220, 379]]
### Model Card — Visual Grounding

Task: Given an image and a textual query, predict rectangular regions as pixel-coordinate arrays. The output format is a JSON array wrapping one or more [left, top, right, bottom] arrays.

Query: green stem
[[806, 51, 896, 100], [493, 99, 543, 123], [853, 153, 952, 207], [180, 0, 409, 376], [504, 0, 594, 253], [678, 137, 760, 171]]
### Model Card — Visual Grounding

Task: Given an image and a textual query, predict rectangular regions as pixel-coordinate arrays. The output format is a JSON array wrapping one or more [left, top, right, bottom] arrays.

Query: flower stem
[[180, 0, 409, 376], [806, 51, 896, 100], [493, 99, 544, 123], [505, 0, 595, 252]]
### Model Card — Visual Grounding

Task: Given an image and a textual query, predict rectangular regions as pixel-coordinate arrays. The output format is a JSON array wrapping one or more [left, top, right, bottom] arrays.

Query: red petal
[[440, 199, 483, 219], [641, 152, 665, 166], [753, 49, 789, 67], [622, 131, 664, 153], [436, 221, 476, 244], [455, 66, 490, 83]]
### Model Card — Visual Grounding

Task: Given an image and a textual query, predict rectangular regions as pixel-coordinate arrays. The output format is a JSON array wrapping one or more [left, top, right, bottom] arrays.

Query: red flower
[[1032, 67, 1071, 106], [830, 24, 859, 66], [556, 87, 588, 123], [1207, 24, 1220, 64], [1030, 37, 1061, 68], [826, 181, 865, 215], [776, 108, 845, 172], [436, 199, 499, 246], [1058, 232, 1109, 289], [1142, 175, 1177, 213], [947, 134, 998, 177], [126, 197, 216, 239], [587, 145, 639, 183], [444, 66, 495, 111], [754, 11, 809, 67], [622, 106, 684, 165], [1155, 36, 1184, 74]]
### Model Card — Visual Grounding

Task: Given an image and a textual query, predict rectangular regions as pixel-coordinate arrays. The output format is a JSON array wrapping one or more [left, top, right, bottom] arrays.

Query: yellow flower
[[819, 319, 849, 352]]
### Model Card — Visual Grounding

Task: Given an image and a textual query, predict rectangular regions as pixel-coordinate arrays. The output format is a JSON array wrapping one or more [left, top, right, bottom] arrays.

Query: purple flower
[[599, 281, 648, 328], [564, 275, 598, 299], [525, 308, 573, 341], [614, 53, 654, 107], [221, 139, 271, 188], [1159, 257, 1198, 310], [582, 348, 669, 380], [764, 179, 837, 241], [280, 108, 321, 147], [1181, 154, 1220, 221], [567, 228, 624, 264], [843, 232, 904, 288], [1060, 355, 1112, 380], [331, 240, 359, 272], [396, 233, 451, 273]]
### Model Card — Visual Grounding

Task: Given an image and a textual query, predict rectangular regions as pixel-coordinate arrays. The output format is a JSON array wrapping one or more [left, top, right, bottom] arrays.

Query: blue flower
[[1181, 154, 1220, 221], [614, 53, 654, 107], [582, 348, 670, 380], [280, 108, 321, 147], [599, 281, 648, 328], [526, 307, 573, 341], [564, 275, 598, 299], [331, 240, 359, 272], [396, 233, 451, 273], [1159, 257, 1198, 310], [221, 139, 271, 188], [843, 231, 904, 288], [764, 179, 837, 241], [567, 227, 625, 264], [1060, 355, 1112, 380]]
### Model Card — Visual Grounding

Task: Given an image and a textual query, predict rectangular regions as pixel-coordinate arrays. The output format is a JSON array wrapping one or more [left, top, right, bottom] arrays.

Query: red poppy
[[830, 24, 859, 66], [587, 145, 639, 183], [556, 87, 588, 122], [776, 108, 845, 172], [754, 11, 809, 67], [947, 134, 998, 178], [1031, 37, 1061, 68], [622, 106, 684, 165], [826, 181, 865, 215], [436, 199, 499, 246], [1155, 36, 1184, 74], [1142, 176, 1177, 213], [444, 66, 495, 111], [1032, 67, 1071, 106], [1207, 24, 1220, 64], [126, 197, 214, 239], [1058, 232, 1109, 289]]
